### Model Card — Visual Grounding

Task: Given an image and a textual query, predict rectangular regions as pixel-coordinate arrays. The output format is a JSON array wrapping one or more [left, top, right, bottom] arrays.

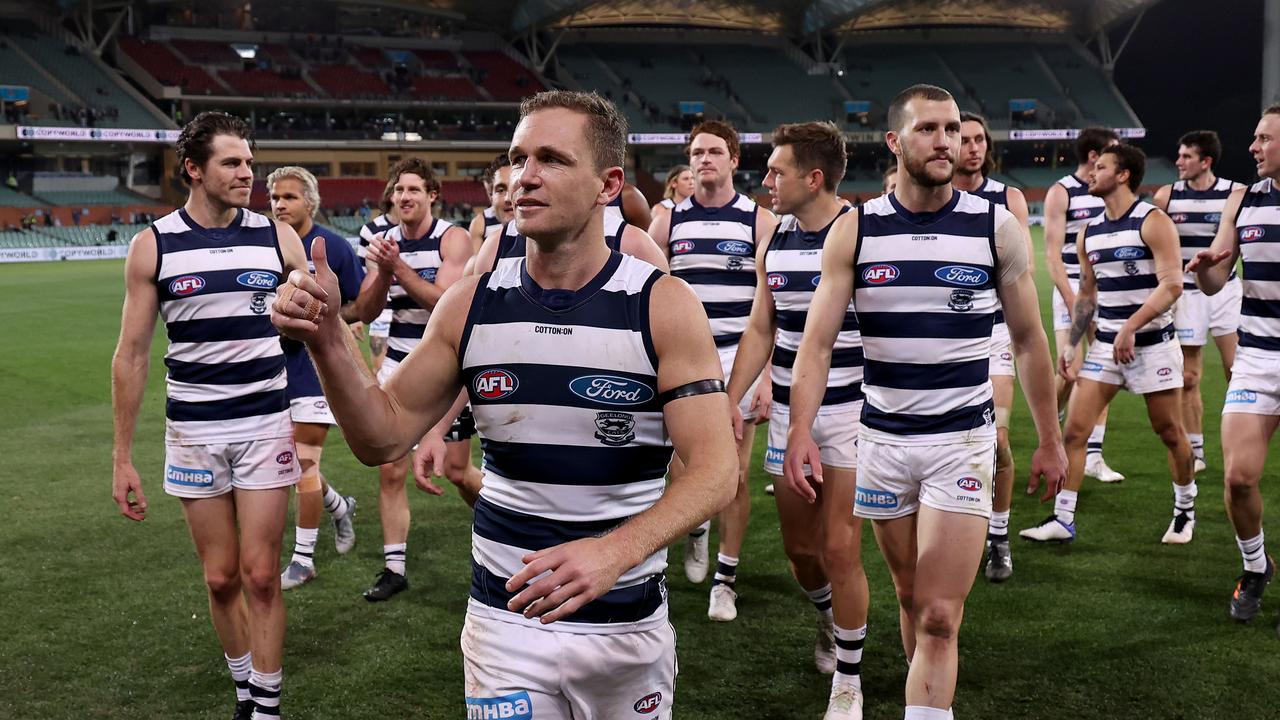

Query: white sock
[[225, 652, 252, 702], [249, 667, 282, 720], [1238, 532, 1267, 573], [804, 583, 834, 620], [384, 543, 406, 576], [1173, 481, 1197, 515], [988, 510, 1010, 538], [291, 526, 318, 568], [1054, 489, 1078, 525], [713, 553, 738, 587], [322, 486, 348, 517], [833, 624, 866, 690], [905, 706, 951, 720], [1188, 433, 1205, 460], [1086, 424, 1106, 457], [690, 520, 711, 537]]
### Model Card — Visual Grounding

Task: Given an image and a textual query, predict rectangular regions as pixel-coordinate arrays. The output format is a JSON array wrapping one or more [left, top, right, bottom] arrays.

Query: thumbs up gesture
[[272, 236, 339, 344]]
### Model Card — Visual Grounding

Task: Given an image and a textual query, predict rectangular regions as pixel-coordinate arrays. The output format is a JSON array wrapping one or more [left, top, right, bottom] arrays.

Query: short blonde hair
[[266, 166, 321, 218]]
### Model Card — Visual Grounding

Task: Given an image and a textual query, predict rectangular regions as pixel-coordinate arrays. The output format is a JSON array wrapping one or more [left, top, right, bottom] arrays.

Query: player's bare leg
[[775, 472, 835, 671], [820, 466, 869, 718], [1181, 345, 1208, 473], [873, 513, 919, 662], [369, 455, 411, 601], [1223, 413, 1279, 622], [1147, 388, 1197, 544], [1056, 328, 1121, 482]]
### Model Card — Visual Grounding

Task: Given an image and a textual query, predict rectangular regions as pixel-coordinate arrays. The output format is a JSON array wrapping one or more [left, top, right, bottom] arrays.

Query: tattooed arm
[[1060, 227, 1096, 382]]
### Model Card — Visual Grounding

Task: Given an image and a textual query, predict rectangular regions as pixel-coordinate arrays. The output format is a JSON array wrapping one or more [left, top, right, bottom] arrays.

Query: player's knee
[[1062, 422, 1090, 450], [915, 602, 961, 642], [995, 434, 1014, 475], [1155, 423, 1185, 450], [444, 458, 471, 487], [378, 463, 406, 488], [204, 567, 241, 602], [820, 537, 861, 577], [240, 563, 280, 599], [1182, 366, 1201, 392], [782, 534, 820, 569], [1224, 466, 1261, 493]]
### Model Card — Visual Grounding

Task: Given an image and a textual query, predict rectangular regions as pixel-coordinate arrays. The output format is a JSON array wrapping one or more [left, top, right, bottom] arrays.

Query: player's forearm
[[1067, 292, 1096, 347], [307, 331, 413, 464], [110, 351, 149, 463], [785, 342, 833, 435], [1195, 263, 1230, 296], [1010, 326, 1063, 447], [350, 271, 392, 323], [1045, 255, 1073, 299], [726, 323, 774, 405], [1122, 282, 1182, 333], [396, 270, 445, 310]]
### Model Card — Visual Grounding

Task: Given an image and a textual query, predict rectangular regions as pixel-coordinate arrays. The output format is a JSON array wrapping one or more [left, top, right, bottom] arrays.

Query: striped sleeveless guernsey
[[490, 214, 627, 274], [1167, 177, 1243, 289], [482, 206, 501, 235], [667, 193, 758, 347], [461, 251, 672, 633], [1057, 173, 1106, 281], [971, 178, 1010, 327], [1082, 200, 1175, 346], [1236, 178, 1280, 351], [854, 192, 1003, 443], [659, 198, 676, 211], [357, 213, 392, 259], [605, 192, 625, 227], [153, 208, 290, 445], [768, 207, 863, 412], [385, 217, 454, 364]]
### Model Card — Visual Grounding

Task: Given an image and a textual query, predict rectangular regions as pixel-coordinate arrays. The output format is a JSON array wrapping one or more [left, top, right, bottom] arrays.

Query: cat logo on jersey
[[250, 292, 268, 314], [1124, 261, 1139, 276], [1240, 226, 1266, 242], [474, 369, 519, 400], [169, 275, 205, 296], [862, 264, 899, 285], [594, 411, 637, 446], [948, 289, 974, 312], [633, 692, 663, 714], [767, 272, 788, 290]]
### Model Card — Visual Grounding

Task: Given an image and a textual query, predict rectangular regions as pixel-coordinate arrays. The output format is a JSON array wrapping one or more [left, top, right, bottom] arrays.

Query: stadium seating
[[310, 64, 390, 98], [117, 37, 225, 95], [585, 44, 750, 130], [696, 45, 841, 128], [6, 33, 159, 128], [440, 180, 487, 206], [0, 186, 38, 207], [416, 49, 461, 71], [348, 46, 388, 69], [936, 44, 1076, 126], [410, 75, 480, 99], [323, 216, 366, 235], [464, 51, 544, 101], [1037, 45, 1134, 127], [37, 190, 150, 206], [171, 39, 241, 65], [220, 68, 313, 97], [0, 37, 80, 125]]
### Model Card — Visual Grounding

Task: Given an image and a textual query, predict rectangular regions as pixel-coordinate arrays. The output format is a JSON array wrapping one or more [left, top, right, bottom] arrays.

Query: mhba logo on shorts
[[765, 445, 785, 465], [767, 272, 788, 290], [862, 264, 899, 285], [166, 465, 214, 487], [934, 265, 989, 287], [169, 275, 205, 296], [1240, 226, 1265, 242], [570, 375, 655, 405], [717, 240, 751, 256], [1226, 389, 1258, 404], [474, 369, 518, 400], [671, 239, 695, 254], [466, 691, 532, 720], [633, 691, 663, 714], [855, 488, 898, 509], [236, 271, 277, 290]]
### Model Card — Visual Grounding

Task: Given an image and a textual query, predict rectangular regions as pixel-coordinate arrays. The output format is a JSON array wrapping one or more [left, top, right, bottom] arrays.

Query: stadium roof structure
[[489, 0, 1162, 35]]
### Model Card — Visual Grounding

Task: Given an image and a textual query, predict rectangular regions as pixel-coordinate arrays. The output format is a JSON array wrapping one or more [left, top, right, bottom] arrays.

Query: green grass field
[[2, 228, 1279, 719]]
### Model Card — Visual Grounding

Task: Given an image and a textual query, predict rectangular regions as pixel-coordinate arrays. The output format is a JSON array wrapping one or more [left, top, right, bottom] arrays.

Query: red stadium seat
[[464, 51, 544, 102], [311, 65, 390, 98], [118, 37, 225, 95]]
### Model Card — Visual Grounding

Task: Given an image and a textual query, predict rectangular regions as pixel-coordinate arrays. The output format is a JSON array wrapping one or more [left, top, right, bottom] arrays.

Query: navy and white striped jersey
[[153, 208, 290, 445], [491, 214, 626, 274], [605, 192, 625, 227], [854, 192, 1004, 444], [668, 193, 759, 347], [461, 251, 672, 634], [385, 218, 454, 365], [357, 213, 393, 259], [482, 206, 501, 234], [1167, 177, 1243, 289], [1082, 200, 1175, 347], [970, 178, 1010, 328], [768, 207, 863, 413], [1057, 174, 1106, 281], [1237, 178, 1280, 352]]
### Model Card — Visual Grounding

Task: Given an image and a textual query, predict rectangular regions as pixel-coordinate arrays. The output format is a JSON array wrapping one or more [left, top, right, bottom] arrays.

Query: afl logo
[[1241, 226, 1265, 242], [671, 240, 695, 254], [1156, 367, 1173, 377], [767, 272, 788, 290], [275, 451, 293, 465], [862, 264, 899, 284], [633, 692, 662, 714], [570, 375, 655, 405], [1087, 251, 1101, 264], [1114, 247, 1144, 260], [717, 240, 751, 256], [1072, 209, 1093, 219], [934, 265, 989, 287], [1170, 213, 1188, 223], [956, 477, 983, 492], [169, 275, 205, 296], [473, 369, 518, 400], [236, 271, 277, 289]]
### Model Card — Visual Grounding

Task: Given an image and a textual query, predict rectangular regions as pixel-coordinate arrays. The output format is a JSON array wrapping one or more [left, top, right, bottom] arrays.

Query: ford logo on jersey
[[1241, 226, 1266, 242], [811, 275, 821, 287], [418, 267, 438, 282], [1114, 247, 1144, 260], [671, 240, 695, 254], [767, 272, 788, 290], [236, 271, 277, 289], [1206, 213, 1222, 223], [934, 265, 989, 287], [717, 240, 751, 256], [862, 264, 899, 284], [569, 375, 655, 405], [473, 369, 519, 400], [169, 275, 205, 296]]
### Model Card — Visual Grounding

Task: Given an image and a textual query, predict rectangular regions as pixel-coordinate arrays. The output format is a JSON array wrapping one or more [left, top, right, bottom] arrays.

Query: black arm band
[[659, 379, 726, 405]]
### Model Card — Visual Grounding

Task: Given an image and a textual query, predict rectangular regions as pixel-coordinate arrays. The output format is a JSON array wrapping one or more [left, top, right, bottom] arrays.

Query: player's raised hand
[[1027, 441, 1068, 502], [505, 536, 627, 624], [1184, 248, 1233, 274], [783, 429, 822, 503], [112, 462, 148, 521], [272, 236, 336, 343]]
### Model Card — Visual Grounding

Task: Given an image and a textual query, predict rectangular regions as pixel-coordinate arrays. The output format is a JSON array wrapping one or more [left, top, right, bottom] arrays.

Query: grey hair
[[266, 165, 321, 218]]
